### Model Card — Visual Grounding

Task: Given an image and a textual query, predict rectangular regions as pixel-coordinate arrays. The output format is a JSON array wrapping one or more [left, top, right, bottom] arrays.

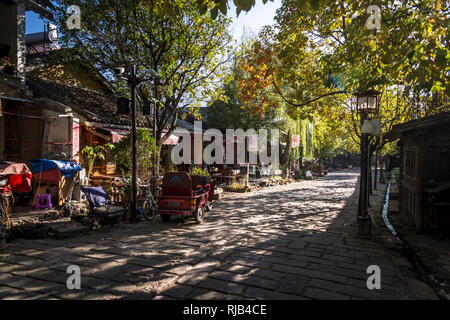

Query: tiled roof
[[26, 76, 152, 127], [26, 76, 200, 132], [386, 111, 450, 140], [0, 73, 33, 101]]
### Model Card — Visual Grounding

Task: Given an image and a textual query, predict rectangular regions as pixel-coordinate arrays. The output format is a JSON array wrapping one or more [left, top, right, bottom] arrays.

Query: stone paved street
[[0, 170, 435, 299]]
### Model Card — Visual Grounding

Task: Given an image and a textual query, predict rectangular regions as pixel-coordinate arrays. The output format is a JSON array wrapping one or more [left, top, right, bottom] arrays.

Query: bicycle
[[0, 191, 14, 230], [140, 184, 156, 221]]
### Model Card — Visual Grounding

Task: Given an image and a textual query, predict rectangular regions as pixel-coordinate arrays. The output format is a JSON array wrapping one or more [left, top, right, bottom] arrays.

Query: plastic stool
[[35, 194, 53, 210]]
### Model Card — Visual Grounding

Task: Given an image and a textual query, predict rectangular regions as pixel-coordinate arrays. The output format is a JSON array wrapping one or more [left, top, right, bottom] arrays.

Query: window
[[405, 148, 416, 177]]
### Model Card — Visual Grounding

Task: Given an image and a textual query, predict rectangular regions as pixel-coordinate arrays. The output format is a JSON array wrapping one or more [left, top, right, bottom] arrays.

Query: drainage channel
[[382, 181, 403, 245]]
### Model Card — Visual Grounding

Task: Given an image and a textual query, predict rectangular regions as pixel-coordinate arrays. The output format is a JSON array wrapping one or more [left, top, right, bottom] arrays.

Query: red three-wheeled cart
[[156, 172, 215, 224]]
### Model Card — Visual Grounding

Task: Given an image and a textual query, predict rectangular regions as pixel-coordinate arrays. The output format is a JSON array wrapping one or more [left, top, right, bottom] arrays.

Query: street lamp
[[356, 89, 380, 114], [115, 65, 159, 222], [355, 89, 380, 235]]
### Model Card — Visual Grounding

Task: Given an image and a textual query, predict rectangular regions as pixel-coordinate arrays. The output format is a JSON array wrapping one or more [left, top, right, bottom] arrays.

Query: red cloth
[[8, 174, 33, 193], [33, 168, 61, 182]]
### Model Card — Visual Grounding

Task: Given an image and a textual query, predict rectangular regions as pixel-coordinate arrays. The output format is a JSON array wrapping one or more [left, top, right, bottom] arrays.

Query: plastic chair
[[35, 194, 53, 210]]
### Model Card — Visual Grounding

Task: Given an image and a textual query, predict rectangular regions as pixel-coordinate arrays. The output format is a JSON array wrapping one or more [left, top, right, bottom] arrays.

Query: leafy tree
[[113, 129, 157, 180], [205, 64, 279, 131], [274, 0, 449, 97], [236, 0, 449, 171], [194, 0, 274, 19], [80, 143, 115, 179], [53, 0, 234, 178], [237, 0, 449, 116]]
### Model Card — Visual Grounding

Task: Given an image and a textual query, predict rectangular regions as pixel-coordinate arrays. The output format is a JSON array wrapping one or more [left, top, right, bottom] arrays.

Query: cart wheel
[[206, 201, 213, 212], [194, 207, 205, 224], [161, 214, 171, 222]]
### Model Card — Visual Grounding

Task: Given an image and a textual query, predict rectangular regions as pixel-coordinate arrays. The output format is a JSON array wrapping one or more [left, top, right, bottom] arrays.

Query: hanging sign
[[291, 134, 300, 148]]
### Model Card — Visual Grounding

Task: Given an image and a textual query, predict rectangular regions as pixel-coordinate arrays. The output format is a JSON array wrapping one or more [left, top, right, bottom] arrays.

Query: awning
[[109, 129, 128, 143], [163, 134, 179, 145]]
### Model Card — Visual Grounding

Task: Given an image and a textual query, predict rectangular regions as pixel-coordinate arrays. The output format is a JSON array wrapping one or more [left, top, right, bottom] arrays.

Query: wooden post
[[374, 149, 378, 189]]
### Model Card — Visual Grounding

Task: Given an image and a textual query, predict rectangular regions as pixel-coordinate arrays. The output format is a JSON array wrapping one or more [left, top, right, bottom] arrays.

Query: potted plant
[[80, 143, 115, 180]]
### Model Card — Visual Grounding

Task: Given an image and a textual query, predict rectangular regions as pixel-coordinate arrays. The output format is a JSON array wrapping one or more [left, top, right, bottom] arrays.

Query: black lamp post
[[115, 65, 159, 221], [355, 89, 380, 235]]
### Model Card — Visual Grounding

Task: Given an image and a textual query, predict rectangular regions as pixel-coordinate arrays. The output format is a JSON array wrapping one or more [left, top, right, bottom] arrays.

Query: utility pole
[[358, 110, 371, 235], [129, 65, 138, 222], [153, 78, 158, 195], [355, 89, 380, 235], [115, 65, 159, 222]]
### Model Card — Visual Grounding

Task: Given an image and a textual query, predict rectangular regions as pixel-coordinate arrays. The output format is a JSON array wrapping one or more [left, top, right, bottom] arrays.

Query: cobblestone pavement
[[0, 170, 435, 299]]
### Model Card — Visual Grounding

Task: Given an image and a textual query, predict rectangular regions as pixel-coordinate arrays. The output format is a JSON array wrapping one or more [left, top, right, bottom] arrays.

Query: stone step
[[52, 222, 89, 240]]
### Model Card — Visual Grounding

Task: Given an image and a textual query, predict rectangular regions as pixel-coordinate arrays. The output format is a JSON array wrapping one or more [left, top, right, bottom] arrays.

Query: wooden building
[[387, 111, 450, 233]]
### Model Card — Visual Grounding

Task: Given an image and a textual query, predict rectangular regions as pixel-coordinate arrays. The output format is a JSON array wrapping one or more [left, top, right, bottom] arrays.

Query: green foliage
[[112, 174, 144, 203], [269, 175, 282, 182], [273, 0, 449, 96], [53, 0, 233, 148], [113, 129, 157, 180], [193, 0, 273, 19], [295, 169, 305, 180], [189, 167, 211, 179], [237, 0, 450, 162], [390, 167, 400, 184], [205, 64, 279, 131], [80, 143, 114, 179], [226, 181, 249, 192]]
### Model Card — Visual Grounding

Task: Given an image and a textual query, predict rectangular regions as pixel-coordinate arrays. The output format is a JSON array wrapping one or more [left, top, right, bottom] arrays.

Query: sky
[[227, 0, 281, 42], [25, 1, 281, 42]]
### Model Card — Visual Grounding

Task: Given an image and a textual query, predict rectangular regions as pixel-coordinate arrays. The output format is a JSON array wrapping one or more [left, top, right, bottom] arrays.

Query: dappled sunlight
[[0, 170, 416, 299]]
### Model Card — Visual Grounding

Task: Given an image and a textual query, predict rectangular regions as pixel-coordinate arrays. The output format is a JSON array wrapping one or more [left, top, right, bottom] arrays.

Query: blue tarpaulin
[[31, 159, 83, 178]]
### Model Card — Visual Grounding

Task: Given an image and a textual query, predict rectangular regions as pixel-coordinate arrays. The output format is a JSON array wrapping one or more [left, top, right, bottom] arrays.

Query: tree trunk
[[368, 154, 372, 195], [280, 129, 291, 169], [367, 146, 372, 195], [379, 156, 384, 183], [154, 143, 162, 192]]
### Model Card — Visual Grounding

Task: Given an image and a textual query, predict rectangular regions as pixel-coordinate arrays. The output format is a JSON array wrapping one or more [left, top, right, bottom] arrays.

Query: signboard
[[361, 118, 381, 136], [291, 134, 300, 148]]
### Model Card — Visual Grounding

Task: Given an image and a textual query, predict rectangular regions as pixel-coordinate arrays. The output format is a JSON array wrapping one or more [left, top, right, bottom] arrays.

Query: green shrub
[[390, 167, 400, 184], [226, 182, 249, 192], [113, 129, 157, 180], [189, 167, 210, 179], [80, 143, 114, 179]]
